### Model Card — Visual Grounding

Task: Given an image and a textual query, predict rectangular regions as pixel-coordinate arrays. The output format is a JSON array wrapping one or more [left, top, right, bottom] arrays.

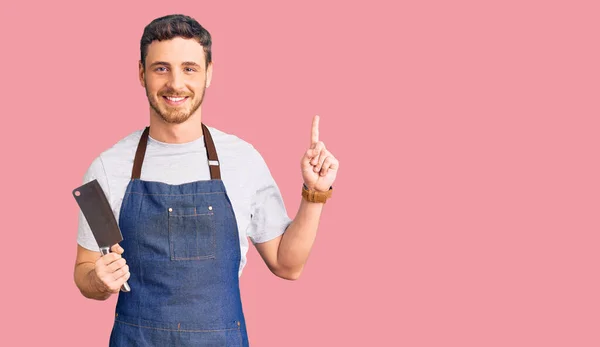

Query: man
[[73, 14, 339, 346]]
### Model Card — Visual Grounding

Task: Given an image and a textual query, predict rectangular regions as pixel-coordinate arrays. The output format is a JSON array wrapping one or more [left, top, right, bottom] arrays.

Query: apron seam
[[114, 319, 241, 333], [125, 192, 225, 196]]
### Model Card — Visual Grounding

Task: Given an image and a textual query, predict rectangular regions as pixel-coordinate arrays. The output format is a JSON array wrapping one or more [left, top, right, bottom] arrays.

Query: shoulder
[[83, 128, 145, 181], [206, 126, 274, 183], [206, 126, 262, 161], [100, 129, 145, 163]]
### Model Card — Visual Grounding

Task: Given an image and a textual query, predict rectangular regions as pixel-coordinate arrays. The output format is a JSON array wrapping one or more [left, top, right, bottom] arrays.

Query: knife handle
[[100, 247, 131, 293]]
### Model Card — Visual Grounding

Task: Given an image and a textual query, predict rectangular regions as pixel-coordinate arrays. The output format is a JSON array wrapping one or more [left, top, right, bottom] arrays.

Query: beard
[[145, 80, 206, 124]]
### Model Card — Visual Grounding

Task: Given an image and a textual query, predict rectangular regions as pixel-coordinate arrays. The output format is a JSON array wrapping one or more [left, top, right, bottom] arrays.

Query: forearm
[[276, 199, 324, 277], [74, 262, 111, 301]]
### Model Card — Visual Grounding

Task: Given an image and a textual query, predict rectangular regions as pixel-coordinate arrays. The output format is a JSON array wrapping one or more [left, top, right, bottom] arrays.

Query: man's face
[[140, 37, 213, 124]]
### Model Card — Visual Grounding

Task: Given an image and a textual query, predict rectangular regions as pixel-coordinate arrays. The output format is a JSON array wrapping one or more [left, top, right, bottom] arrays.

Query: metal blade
[[72, 179, 123, 248]]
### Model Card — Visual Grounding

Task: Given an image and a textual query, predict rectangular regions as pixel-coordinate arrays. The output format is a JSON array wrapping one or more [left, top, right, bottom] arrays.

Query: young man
[[73, 14, 339, 346]]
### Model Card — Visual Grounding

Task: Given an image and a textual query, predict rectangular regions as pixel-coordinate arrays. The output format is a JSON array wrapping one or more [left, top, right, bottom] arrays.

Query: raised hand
[[301, 115, 339, 192]]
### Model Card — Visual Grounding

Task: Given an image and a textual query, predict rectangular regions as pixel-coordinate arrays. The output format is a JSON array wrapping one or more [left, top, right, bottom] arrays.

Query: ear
[[206, 62, 213, 88], [138, 60, 145, 88]]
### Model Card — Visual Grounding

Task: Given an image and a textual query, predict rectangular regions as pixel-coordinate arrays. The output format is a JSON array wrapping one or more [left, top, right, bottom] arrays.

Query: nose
[[167, 69, 186, 91]]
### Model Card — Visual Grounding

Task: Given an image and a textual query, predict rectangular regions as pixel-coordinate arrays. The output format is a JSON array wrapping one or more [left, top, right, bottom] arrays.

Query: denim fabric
[[109, 179, 249, 346]]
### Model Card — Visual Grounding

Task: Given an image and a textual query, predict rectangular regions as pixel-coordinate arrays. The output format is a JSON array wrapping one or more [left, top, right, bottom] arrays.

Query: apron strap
[[131, 124, 221, 180], [202, 123, 221, 180], [131, 127, 150, 180]]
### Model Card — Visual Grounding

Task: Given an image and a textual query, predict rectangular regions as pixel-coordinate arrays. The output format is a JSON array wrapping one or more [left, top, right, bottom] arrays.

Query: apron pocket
[[168, 206, 216, 260]]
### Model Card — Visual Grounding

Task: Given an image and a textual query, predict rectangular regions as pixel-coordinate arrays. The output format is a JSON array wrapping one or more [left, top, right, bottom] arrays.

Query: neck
[[148, 109, 203, 143]]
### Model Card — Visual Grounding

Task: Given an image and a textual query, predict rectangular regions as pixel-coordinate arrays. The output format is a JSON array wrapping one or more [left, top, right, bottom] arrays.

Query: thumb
[[301, 148, 316, 167], [110, 243, 124, 254]]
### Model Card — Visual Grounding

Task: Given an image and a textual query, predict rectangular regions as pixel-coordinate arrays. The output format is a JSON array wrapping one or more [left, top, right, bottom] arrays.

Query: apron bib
[[109, 124, 249, 346]]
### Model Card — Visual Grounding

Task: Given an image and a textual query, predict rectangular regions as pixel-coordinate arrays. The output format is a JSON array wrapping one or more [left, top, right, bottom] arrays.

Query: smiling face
[[139, 37, 213, 124]]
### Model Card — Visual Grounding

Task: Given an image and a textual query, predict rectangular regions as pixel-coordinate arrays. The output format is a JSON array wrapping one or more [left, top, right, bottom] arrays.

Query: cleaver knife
[[72, 179, 131, 292]]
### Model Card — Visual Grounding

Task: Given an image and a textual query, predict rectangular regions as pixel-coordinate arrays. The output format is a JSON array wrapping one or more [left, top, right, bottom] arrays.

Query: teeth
[[166, 96, 185, 101]]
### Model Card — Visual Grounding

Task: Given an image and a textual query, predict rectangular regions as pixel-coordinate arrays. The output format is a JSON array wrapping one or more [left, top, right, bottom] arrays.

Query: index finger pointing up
[[311, 115, 320, 145]]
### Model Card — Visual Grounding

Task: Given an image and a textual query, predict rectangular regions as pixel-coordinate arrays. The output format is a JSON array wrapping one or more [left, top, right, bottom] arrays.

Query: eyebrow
[[182, 62, 202, 67], [149, 61, 202, 68]]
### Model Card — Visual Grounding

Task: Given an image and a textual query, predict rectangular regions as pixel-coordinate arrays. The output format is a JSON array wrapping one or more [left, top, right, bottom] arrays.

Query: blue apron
[[109, 124, 249, 346]]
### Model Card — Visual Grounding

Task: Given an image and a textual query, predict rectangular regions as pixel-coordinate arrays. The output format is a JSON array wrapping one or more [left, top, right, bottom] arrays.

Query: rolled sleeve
[[247, 149, 292, 244]]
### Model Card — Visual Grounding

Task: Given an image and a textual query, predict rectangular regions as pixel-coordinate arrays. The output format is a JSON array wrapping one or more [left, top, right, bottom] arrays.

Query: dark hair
[[140, 14, 212, 67]]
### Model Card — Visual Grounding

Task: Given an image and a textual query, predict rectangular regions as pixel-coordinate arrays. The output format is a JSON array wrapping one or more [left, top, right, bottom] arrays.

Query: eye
[[155, 67, 168, 72], [184, 67, 196, 73]]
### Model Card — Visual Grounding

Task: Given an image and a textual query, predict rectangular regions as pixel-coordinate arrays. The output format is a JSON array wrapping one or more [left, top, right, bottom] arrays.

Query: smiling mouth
[[162, 95, 189, 106]]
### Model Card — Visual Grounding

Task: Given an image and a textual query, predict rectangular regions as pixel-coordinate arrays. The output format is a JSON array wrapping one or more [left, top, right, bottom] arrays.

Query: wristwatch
[[302, 184, 333, 203]]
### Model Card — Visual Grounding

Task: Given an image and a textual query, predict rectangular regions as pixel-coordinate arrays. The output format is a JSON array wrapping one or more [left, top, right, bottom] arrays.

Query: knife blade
[[73, 179, 131, 292]]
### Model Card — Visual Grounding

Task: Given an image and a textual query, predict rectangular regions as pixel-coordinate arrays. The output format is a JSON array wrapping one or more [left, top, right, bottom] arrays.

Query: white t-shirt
[[77, 126, 292, 276]]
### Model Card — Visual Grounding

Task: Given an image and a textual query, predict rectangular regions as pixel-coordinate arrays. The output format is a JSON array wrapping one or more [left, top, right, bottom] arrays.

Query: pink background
[[2, 0, 599, 346]]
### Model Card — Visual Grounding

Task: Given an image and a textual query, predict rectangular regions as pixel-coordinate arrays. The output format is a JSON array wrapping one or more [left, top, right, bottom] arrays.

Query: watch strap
[[302, 184, 333, 203]]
